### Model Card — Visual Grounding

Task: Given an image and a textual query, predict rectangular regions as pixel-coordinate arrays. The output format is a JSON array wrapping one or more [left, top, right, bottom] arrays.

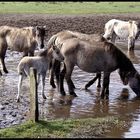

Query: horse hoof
[[85, 85, 88, 90], [51, 83, 56, 88], [4, 69, 8, 73], [43, 96, 47, 99], [60, 91, 66, 96], [0, 71, 2, 76], [70, 92, 77, 97]]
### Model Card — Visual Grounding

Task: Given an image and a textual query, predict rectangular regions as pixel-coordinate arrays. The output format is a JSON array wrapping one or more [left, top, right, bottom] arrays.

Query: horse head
[[51, 43, 64, 62], [129, 72, 140, 97], [34, 26, 46, 49], [119, 70, 140, 97]]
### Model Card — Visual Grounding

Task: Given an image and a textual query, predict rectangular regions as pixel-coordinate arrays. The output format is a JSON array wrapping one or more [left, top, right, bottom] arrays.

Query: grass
[[0, 116, 126, 138], [0, 2, 140, 14]]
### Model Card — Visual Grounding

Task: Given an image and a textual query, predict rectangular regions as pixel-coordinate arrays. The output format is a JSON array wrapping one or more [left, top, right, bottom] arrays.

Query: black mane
[[104, 41, 136, 73], [38, 48, 48, 57]]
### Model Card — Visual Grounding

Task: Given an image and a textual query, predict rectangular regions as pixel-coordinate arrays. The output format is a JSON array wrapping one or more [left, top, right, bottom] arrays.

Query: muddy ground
[[1, 13, 140, 130]]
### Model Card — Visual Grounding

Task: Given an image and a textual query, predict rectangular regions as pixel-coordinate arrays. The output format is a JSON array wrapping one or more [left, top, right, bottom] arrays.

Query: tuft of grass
[[0, 116, 126, 138], [0, 2, 140, 14]]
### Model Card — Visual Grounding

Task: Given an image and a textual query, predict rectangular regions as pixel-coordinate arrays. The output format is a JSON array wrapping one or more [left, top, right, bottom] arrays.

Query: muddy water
[[0, 41, 140, 138]]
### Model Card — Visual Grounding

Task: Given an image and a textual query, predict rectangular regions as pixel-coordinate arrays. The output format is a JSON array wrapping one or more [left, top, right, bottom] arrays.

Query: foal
[[17, 44, 64, 102]]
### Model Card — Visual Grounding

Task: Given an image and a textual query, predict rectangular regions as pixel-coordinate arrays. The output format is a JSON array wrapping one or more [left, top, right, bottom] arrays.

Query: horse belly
[[6, 35, 27, 51], [77, 56, 105, 73], [114, 26, 129, 39]]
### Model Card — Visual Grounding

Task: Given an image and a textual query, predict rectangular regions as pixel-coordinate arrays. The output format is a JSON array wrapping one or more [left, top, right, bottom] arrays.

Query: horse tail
[[103, 19, 117, 39]]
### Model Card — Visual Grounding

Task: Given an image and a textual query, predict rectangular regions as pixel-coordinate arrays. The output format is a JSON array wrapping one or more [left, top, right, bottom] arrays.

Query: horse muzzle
[[40, 44, 44, 49]]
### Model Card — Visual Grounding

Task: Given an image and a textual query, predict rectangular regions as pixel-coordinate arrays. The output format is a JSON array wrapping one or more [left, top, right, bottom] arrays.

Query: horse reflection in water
[[48, 35, 140, 99]]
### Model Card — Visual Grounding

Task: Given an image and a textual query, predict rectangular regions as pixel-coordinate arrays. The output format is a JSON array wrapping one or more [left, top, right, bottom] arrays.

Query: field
[[0, 2, 140, 14]]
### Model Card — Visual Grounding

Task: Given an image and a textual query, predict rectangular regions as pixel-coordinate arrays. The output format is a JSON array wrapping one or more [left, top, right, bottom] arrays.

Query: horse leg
[[128, 37, 135, 51], [100, 72, 110, 99], [41, 74, 46, 99], [37, 74, 40, 85], [17, 74, 24, 102], [65, 62, 77, 97], [96, 72, 101, 88], [54, 59, 61, 89], [111, 31, 117, 43], [0, 56, 8, 73], [48, 60, 56, 88], [59, 62, 66, 96], [85, 72, 101, 90], [0, 70, 2, 76]]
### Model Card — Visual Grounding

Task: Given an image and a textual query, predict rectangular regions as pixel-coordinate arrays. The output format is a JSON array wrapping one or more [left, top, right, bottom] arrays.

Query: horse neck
[[39, 48, 53, 62], [104, 41, 137, 75], [114, 46, 137, 75]]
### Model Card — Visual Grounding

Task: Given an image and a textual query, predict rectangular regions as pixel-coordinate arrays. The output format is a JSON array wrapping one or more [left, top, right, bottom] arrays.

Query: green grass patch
[[0, 2, 140, 14], [0, 116, 126, 138]]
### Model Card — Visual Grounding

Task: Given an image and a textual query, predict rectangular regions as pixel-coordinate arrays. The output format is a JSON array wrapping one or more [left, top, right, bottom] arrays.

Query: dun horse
[[103, 19, 140, 51], [17, 41, 64, 102], [47, 30, 102, 90], [49, 36, 140, 99], [0, 25, 46, 74]]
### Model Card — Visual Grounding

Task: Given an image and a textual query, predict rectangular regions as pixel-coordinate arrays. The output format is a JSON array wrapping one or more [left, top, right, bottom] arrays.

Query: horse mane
[[38, 48, 48, 57], [103, 39, 136, 73]]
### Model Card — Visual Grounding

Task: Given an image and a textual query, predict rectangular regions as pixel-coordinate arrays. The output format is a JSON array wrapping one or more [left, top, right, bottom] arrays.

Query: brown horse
[[50, 36, 140, 99], [0, 25, 46, 74], [47, 30, 102, 89], [17, 40, 64, 102]]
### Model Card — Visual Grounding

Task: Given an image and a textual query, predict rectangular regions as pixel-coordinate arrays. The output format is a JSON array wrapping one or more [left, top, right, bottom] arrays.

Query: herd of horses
[[0, 19, 140, 102]]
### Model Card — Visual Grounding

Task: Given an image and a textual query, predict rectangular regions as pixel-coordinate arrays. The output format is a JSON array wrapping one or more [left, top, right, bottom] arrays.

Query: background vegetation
[[0, 2, 140, 14]]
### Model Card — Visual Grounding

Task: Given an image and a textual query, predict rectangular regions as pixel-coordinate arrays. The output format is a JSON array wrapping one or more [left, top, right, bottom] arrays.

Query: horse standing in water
[[103, 19, 140, 51], [47, 30, 102, 90], [49, 36, 140, 99], [0, 25, 46, 74]]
